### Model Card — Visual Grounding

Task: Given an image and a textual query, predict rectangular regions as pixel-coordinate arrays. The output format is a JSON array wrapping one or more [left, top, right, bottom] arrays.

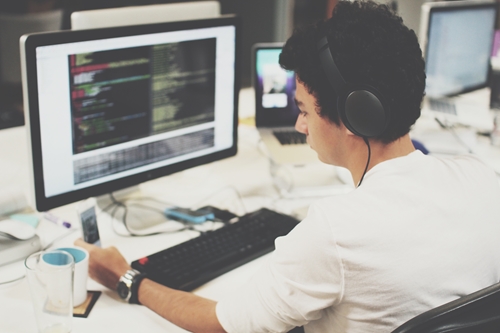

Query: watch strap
[[129, 271, 147, 305], [118, 269, 147, 305]]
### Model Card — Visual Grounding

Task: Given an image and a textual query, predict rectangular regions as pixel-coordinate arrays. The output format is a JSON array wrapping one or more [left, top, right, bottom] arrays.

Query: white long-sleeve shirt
[[216, 151, 500, 333]]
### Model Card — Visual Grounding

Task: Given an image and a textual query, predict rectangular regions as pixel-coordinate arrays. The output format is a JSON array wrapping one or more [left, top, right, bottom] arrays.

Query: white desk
[[1, 88, 500, 333], [0, 125, 299, 333], [0, 87, 343, 332]]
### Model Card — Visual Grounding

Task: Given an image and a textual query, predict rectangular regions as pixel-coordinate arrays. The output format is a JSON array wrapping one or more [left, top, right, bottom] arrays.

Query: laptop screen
[[253, 44, 300, 127]]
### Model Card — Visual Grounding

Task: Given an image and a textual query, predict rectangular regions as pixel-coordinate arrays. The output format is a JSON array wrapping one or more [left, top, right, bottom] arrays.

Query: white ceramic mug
[[57, 247, 89, 307]]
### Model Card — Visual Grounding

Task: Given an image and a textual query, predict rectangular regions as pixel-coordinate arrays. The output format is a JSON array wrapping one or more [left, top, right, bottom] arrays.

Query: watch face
[[117, 281, 130, 300]]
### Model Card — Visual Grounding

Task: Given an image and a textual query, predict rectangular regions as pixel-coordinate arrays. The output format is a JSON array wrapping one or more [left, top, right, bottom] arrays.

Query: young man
[[76, 1, 500, 332]]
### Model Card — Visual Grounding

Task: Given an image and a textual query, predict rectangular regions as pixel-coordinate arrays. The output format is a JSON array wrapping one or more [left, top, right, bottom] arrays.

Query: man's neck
[[349, 134, 415, 186]]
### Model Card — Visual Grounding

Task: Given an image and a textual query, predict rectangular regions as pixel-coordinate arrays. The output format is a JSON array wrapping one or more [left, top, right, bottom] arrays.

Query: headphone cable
[[357, 137, 371, 187]]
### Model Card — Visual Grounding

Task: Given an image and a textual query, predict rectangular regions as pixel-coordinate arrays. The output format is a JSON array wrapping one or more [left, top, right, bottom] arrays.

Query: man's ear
[[340, 120, 355, 136], [345, 127, 355, 136]]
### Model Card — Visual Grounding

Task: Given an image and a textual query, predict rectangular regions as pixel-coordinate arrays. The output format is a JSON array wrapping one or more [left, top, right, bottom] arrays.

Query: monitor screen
[[420, 1, 497, 98], [253, 44, 299, 128], [21, 16, 240, 212]]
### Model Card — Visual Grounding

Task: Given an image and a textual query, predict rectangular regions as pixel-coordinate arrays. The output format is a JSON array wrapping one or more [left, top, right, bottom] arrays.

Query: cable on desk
[[434, 118, 475, 154], [258, 139, 312, 199], [257, 138, 299, 195], [122, 195, 176, 208], [191, 185, 248, 216], [105, 193, 202, 238], [0, 274, 25, 286], [270, 159, 295, 194], [256, 138, 273, 160], [431, 119, 500, 177]]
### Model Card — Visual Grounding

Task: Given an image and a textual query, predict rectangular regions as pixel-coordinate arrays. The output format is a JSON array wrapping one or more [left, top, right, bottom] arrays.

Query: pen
[[43, 212, 72, 229]]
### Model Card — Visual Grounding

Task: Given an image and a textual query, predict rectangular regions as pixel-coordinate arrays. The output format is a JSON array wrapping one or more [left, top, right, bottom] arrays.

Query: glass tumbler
[[25, 250, 75, 333]]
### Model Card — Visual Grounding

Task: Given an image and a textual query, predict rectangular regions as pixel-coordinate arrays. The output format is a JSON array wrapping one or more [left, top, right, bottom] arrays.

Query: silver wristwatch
[[116, 269, 146, 304]]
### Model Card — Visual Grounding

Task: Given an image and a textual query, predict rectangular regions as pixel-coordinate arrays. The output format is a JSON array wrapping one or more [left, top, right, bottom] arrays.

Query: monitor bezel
[[21, 15, 241, 212], [419, 0, 498, 97]]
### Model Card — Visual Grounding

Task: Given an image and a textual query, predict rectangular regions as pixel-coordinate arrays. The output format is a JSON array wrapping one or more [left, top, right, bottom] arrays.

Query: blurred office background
[[0, 0, 498, 130], [0, 0, 326, 130]]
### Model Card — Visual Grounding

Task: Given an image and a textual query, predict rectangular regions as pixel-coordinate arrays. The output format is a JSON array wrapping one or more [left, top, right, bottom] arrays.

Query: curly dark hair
[[279, 0, 426, 143]]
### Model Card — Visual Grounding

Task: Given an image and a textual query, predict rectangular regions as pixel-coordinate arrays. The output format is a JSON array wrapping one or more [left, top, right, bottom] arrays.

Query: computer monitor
[[419, 0, 497, 98], [70, 1, 221, 30], [20, 15, 240, 213]]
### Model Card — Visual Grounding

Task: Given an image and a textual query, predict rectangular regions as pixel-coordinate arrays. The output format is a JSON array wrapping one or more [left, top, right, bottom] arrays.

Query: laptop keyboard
[[429, 99, 457, 115], [273, 131, 307, 145], [131, 208, 300, 291]]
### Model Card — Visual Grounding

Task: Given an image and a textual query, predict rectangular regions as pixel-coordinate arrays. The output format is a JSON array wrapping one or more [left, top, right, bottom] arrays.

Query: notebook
[[252, 43, 318, 165]]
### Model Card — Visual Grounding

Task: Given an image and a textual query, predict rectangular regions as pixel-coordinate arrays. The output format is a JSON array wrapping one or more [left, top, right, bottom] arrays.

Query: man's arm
[[75, 239, 226, 333]]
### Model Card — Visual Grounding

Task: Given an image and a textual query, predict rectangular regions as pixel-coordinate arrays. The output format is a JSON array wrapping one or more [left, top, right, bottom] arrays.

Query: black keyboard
[[273, 130, 307, 145], [131, 208, 300, 291]]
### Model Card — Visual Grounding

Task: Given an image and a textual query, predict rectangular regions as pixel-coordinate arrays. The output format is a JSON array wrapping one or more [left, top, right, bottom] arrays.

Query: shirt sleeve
[[216, 203, 345, 333]]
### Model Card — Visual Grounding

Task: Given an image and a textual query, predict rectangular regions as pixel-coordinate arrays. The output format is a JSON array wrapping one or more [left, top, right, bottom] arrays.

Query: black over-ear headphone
[[317, 36, 390, 138]]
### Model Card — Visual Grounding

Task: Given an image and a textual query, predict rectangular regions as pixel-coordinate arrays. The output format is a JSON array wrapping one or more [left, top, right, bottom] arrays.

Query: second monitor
[[419, 0, 497, 98], [418, 0, 497, 132], [70, 1, 221, 30]]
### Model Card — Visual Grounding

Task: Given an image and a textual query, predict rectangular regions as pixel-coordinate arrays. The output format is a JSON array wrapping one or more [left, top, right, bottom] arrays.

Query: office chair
[[391, 281, 500, 333]]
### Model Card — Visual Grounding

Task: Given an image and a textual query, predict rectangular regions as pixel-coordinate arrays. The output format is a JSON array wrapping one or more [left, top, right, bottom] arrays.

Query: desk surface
[[0, 124, 310, 333], [1, 88, 500, 333]]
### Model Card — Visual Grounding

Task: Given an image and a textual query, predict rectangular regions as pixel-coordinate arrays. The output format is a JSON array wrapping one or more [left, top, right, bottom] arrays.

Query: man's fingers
[[74, 238, 94, 251]]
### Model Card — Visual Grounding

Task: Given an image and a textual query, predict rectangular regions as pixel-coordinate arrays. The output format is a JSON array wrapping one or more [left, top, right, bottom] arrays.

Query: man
[[76, 1, 500, 332]]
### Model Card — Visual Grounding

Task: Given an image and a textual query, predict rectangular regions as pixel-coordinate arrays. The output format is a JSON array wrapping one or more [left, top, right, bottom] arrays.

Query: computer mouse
[[0, 219, 36, 240]]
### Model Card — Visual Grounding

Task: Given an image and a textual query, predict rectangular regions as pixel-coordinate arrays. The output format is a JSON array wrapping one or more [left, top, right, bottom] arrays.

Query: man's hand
[[75, 238, 131, 291], [75, 238, 226, 332]]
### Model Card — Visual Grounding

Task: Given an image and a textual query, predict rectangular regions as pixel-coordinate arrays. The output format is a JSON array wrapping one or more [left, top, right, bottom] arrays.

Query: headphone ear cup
[[339, 88, 389, 138], [317, 36, 390, 137]]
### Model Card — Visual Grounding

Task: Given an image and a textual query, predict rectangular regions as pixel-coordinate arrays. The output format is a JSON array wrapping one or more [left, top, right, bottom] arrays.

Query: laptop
[[252, 43, 318, 165]]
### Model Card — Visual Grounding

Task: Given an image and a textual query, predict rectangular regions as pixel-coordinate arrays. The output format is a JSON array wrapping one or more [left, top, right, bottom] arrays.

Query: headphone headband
[[317, 37, 347, 94]]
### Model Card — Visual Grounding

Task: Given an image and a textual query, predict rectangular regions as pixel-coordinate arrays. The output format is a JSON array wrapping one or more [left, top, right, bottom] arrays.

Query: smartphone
[[197, 205, 239, 223], [164, 207, 215, 224], [77, 198, 101, 247]]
